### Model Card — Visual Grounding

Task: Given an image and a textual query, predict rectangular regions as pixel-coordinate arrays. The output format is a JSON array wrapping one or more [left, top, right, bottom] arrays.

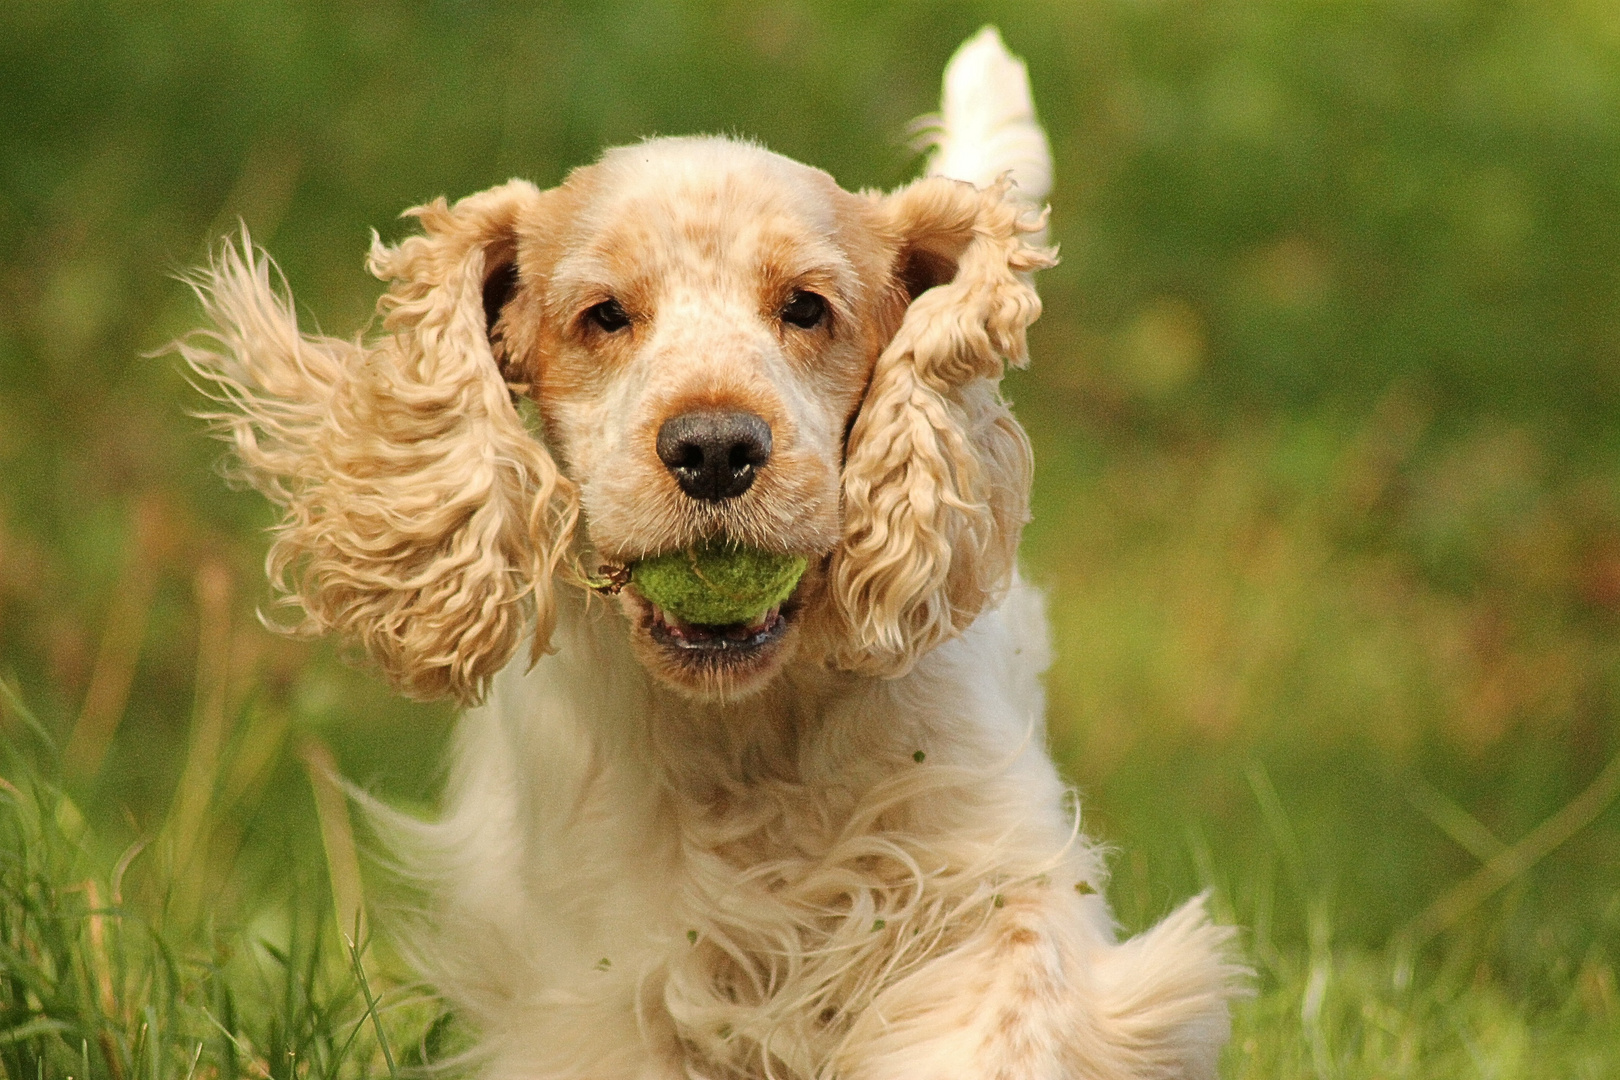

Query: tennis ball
[[631, 543, 807, 625]]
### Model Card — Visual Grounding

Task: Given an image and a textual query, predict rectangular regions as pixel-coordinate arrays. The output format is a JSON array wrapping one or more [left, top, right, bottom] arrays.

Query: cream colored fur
[[185, 186, 578, 703], [180, 29, 1246, 1080]]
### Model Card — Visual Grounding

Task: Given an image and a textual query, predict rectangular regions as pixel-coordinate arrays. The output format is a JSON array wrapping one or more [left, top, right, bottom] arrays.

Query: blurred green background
[[3, 1, 1620, 1075]]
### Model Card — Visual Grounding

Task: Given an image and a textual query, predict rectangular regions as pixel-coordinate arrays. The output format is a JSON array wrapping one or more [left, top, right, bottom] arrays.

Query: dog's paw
[[1087, 894, 1252, 1080]]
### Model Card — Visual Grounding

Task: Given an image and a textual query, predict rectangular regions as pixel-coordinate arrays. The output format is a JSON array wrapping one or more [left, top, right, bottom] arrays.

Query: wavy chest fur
[[405, 581, 1106, 1079]]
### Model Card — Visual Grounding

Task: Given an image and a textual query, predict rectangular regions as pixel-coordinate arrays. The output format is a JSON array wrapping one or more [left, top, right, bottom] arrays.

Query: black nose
[[656, 410, 772, 501]]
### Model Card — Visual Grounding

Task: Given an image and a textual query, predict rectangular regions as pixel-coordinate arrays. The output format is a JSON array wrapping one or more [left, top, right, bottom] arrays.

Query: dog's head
[[194, 137, 1051, 702]]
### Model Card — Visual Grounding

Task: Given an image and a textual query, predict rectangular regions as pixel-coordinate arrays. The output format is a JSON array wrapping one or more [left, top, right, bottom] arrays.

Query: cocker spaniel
[[183, 28, 1244, 1080]]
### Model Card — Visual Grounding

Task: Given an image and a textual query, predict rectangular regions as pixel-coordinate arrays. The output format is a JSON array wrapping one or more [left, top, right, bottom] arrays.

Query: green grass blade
[[342, 934, 394, 1080]]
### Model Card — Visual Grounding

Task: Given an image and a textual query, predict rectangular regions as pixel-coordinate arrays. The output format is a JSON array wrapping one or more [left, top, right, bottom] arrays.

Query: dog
[[183, 28, 1244, 1080]]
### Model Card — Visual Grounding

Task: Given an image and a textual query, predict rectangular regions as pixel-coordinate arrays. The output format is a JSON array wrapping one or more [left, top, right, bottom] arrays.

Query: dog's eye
[[586, 299, 631, 333], [780, 291, 828, 330]]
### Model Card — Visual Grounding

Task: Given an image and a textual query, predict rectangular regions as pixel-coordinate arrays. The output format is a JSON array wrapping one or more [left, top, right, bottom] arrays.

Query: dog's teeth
[[744, 607, 775, 631]]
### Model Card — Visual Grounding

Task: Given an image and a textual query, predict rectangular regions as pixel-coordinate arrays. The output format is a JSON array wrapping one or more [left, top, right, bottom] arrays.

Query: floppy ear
[[180, 181, 577, 705], [829, 175, 1055, 676]]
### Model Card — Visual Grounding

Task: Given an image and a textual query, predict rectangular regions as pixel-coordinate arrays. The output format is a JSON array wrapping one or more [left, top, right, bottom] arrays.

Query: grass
[[0, 680, 446, 1080], [3, 645, 1617, 1078], [4, 0, 1620, 1076], [1013, 401, 1620, 1075]]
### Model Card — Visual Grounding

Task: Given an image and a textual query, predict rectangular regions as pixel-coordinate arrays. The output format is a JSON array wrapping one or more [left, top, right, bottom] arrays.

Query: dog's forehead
[[588, 136, 845, 230], [539, 136, 872, 303]]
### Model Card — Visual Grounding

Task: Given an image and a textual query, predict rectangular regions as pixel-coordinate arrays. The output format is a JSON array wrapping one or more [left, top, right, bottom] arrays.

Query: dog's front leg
[[833, 892, 1239, 1080]]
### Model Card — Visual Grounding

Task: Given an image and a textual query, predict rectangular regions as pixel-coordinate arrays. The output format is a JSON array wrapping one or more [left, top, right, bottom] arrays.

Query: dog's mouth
[[646, 601, 792, 653], [618, 584, 805, 696]]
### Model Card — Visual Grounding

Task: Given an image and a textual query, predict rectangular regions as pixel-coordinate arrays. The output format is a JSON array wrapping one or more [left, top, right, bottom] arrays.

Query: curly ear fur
[[830, 176, 1055, 676], [179, 182, 577, 705]]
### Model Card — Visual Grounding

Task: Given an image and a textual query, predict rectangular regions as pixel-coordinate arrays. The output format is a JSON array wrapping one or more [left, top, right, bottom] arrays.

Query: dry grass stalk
[[298, 735, 366, 941], [161, 562, 236, 916], [1404, 751, 1620, 943], [65, 563, 155, 782]]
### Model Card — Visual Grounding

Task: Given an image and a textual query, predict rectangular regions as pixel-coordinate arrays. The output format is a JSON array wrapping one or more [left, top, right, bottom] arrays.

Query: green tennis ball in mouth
[[630, 543, 807, 626]]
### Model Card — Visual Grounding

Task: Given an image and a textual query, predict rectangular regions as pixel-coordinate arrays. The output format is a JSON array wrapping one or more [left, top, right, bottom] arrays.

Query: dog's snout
[[656, 410, 772, 501]]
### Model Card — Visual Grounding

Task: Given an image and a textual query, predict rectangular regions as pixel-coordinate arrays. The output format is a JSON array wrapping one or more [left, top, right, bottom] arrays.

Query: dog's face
[[491, 142, 905, 695], [193, 136, 1051, 704]]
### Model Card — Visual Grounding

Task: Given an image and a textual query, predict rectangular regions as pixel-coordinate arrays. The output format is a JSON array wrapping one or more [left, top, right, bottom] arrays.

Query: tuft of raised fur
[[923, 27, 1053, 206]]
